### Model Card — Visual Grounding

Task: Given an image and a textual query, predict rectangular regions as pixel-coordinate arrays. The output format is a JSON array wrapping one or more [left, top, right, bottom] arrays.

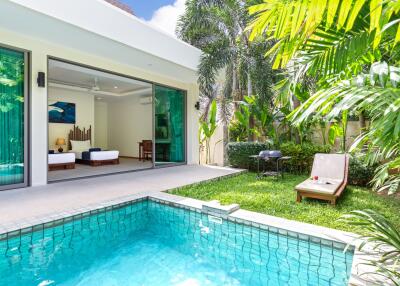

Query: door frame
[[152, 84, 187, 169], [46, 56, 188, 183], [0, 43, 30, 191]]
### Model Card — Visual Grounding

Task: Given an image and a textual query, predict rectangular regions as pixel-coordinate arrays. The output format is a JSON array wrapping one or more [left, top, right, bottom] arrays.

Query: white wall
[[48, 87, 95, 150], [0, 27, 199, 186], [94, 101, 108, 149], [108, 95, 152, 157]]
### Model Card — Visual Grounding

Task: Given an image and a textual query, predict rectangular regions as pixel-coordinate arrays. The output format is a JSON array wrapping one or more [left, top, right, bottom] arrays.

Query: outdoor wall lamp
[[37, 72, 46, 88], [195, 101, 200, 110]]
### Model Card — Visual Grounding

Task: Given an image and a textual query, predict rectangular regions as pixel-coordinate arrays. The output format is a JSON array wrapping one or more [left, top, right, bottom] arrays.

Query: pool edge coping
[[0, 187, 388, 285]]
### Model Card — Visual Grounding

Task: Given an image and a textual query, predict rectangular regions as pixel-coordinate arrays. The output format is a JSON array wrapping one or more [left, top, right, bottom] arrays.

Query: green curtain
[[0, 47, 25, 186], [154, 86, 185, 164]]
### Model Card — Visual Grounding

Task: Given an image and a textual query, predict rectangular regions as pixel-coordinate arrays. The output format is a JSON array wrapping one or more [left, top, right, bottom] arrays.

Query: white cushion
[[48, 153, 75, 164], [70, 140, 91, 152], [296, 179, 341, 195], [311, 154, 346, 182], [90, 150, 119, 161]]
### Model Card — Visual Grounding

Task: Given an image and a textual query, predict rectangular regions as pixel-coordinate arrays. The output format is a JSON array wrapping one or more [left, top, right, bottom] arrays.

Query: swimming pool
[[0, 199, 353, 285]]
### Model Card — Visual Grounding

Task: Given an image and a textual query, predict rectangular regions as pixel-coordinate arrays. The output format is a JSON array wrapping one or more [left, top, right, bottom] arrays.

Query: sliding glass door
[[154, 85, 185, 166], [0, 46, 27, 189]]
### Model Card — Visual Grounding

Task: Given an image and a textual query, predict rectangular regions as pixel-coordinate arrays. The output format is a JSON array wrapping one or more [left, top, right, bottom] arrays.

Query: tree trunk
[[292, 95, 301, 144], [232, 64, 240, 111], [247, 72, 256, 142], [223, 122, 229, 166], [359, 112, 366, 133], [358, 111, 368, 152]]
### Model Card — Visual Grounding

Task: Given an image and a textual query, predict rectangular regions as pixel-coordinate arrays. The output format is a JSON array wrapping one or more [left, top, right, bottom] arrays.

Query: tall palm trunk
[[292, 95, 301, 144], [359, 112, 366, 132], [223, 123, 229, 166], [232, 63, 240, 110], [359, 111, 367, 152], [247, 72, 256, 142]]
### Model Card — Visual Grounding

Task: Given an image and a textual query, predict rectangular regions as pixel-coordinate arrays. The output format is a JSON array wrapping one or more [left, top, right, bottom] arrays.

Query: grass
[[171, 173, 400, 234]]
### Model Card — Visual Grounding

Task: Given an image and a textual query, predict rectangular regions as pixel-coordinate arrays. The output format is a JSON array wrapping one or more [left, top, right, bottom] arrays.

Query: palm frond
[[248, 0, 400, 69], [340, 210, 400, 285]]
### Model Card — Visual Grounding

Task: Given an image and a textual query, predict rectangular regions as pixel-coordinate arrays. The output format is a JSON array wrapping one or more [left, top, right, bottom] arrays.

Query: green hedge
[[227, 142, 271, 169], [227, 141, 331, 172], [279, 142, 331, 173]]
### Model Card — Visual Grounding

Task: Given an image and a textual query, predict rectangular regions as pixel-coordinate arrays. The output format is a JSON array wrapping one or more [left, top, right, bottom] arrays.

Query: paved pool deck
[[0, 164, 243, 227]]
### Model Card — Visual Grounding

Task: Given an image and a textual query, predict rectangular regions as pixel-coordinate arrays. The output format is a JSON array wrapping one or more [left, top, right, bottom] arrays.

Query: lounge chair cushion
[[311, 153, 346, 181], [296, 179, 342, 195]]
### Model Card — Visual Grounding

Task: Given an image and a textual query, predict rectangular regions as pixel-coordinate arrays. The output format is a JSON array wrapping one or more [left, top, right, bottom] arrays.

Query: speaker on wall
[[195, 101, 200, 110], [37, 72, 46, 88]]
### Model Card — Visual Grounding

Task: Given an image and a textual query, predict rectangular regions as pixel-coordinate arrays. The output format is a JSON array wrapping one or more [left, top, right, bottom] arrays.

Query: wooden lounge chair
[[295, 153, 349, 206]]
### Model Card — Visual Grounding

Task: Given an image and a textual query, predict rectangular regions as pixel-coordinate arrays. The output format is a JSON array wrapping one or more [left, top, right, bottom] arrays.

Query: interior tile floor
[[48, 158, 153, 182]]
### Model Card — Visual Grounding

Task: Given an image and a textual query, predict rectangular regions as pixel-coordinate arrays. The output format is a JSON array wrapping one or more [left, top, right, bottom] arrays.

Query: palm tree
[[248, 0, 400, 191], [177, 0, 275, 163]]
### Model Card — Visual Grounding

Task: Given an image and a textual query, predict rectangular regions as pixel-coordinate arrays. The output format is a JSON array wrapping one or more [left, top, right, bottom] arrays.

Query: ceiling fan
[[90, 77, 101, 92]]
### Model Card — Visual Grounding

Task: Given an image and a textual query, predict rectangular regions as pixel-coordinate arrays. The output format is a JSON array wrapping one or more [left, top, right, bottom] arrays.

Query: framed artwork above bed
[[48, 101, 76, 124]]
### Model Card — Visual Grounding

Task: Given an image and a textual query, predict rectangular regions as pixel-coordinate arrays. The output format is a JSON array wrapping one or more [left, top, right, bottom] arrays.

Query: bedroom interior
[[47, 59, 154, 182]]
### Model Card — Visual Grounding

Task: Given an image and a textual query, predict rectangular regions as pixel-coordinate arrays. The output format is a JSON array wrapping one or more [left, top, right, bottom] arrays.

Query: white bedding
[[48, 153, 76, 165], [90, 150, 119, 161], [71, 150, 119, 161], [70, 151, 82, 160]]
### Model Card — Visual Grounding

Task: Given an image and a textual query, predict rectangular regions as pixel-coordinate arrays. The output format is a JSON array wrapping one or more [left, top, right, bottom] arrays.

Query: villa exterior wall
[[0, 27, 200, 187]]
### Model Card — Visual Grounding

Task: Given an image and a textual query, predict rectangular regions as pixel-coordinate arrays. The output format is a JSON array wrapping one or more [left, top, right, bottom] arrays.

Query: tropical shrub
[[229, 122, 248, 143], [199, 100, 218, 164], [227, 142, 271, 169], [280, 142, 331, 173], [341, 210, 400, 286], [349, 154, 377, 187], [229, 95, 276, 143], [229, 103, 251, 142]]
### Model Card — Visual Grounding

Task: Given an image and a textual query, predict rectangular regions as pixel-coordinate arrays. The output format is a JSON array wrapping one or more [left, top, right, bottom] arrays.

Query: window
[[154, 85, 185, 166], [0, 46, 27, 189]]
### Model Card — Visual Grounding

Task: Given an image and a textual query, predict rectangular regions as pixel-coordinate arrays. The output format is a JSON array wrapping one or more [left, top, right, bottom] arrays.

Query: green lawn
[[171, 173, 400, 234]]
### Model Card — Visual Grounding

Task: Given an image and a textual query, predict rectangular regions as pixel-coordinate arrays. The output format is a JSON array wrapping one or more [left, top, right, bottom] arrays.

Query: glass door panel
[[0, 47, 26, 188], [154, 85, 185, 166]]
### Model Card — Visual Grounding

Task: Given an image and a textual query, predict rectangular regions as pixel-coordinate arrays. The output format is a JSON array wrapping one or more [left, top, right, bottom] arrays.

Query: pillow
[[48, 150, 55, 154], [71, 140, 91, 152]]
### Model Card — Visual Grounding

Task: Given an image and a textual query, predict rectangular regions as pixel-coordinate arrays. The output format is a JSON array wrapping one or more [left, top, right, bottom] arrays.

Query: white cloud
[[146, 0, 186, 37]]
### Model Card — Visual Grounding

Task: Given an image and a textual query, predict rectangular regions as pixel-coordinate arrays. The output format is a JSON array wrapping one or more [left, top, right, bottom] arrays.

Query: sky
[[121, 0, 186, 37]]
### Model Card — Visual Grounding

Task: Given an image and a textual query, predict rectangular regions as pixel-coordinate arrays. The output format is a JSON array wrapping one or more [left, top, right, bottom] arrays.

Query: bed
[[48, 152, 76, 171], [68, 125, 120, 167]]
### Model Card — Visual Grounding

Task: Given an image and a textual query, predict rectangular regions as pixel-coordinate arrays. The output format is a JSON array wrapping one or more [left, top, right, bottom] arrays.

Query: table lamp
[[56, 138, 66, 153]]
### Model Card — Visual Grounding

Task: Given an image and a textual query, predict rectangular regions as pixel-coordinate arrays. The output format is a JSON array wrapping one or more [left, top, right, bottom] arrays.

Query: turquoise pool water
[[0, 200, 353, 285]]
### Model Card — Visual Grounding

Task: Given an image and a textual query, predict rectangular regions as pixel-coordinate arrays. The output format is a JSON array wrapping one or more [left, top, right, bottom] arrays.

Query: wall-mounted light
[[37, 72, 46, 88], [195, 101, 200, 110]]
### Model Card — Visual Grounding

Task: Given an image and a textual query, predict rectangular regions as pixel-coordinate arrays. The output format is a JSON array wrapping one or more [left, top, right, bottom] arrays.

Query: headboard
[[68, 125, 92, 150]]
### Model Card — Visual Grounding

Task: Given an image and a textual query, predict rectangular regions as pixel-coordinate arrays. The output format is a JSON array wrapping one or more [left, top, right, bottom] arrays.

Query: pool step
[[202, 200, 240, 218]]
